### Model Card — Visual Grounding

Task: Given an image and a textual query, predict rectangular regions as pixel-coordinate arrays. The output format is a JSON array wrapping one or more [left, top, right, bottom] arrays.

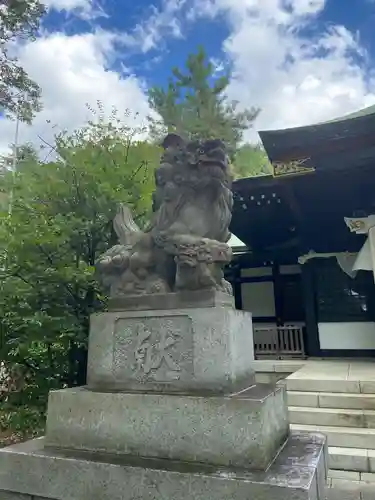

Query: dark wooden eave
[[258, 109, 375, 172], [230, 108, 375, 258]]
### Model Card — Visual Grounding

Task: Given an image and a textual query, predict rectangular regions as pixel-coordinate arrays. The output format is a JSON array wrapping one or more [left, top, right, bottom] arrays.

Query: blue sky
[[42, 0, 375, 86], [43, 0, 233, 86], [2, 0, 375, 152]]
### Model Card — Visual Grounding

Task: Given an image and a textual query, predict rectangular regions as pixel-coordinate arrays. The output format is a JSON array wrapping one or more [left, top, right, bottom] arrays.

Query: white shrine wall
[[318, 322, 375, 350], [241, 267, 275, 320]]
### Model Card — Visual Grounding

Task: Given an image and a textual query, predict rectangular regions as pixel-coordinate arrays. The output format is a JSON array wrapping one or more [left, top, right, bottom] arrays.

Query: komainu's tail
[[113, 204, 141, 246]]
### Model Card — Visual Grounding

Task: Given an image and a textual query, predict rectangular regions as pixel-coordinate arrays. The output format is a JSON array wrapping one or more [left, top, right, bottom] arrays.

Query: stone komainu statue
[[96, 133, 234, 296]]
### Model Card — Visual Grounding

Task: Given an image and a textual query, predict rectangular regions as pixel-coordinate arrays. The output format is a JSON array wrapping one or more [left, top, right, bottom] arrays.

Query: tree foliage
[[232, 144, 272, 179], [0, 0, 46, 122], [0, 110, 161, 436], [148, 46, 259, 158], [0, 142, 39, 174], [148, 46, 271, 178]]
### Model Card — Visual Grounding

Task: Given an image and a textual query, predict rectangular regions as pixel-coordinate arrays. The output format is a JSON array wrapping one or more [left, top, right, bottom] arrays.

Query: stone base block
[[0, 432, 328, 500], [87, 302, 254, 394], [45, 384, 288, 470]]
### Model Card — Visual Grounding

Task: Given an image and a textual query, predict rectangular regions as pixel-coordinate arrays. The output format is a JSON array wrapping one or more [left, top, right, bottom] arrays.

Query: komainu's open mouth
[[198, 140, 229, 170]]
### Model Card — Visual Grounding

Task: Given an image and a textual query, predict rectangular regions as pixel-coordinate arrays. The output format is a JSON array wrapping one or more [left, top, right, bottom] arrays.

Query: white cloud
[[284, 0, 326, 17], [118, 0, 375, 138], [118, 0, 187, 53], [190, 0, 375, 139], [0, 30, 153, 154], [43, 0, 90, 9], [0, 0, 186, 156], [42, 0, 107, 20], [2, 0, 375, 156]]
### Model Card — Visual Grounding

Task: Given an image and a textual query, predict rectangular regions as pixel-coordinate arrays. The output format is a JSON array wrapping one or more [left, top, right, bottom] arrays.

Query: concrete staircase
[[285, 369, 375, 499]]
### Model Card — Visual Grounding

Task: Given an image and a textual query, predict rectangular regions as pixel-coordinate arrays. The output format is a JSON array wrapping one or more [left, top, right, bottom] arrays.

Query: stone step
[[290, 423, 375, 449], [287, 390, 375, 410], [326, 470, 375, 500], [329, 447, 375, 473], [289, 406, 375, 428], [286, 376, 375, 394], [253, 360, 305, 373]]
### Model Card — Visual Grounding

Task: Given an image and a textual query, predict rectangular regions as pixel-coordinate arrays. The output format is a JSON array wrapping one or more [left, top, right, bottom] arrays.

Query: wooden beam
[[272, 263, 283, 327], [301, 262, 321, 357]]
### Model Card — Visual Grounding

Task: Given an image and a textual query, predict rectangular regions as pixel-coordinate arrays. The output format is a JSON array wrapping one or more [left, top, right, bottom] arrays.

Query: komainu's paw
[[96, 245, 130, 275], [221, 278, 233, 295]]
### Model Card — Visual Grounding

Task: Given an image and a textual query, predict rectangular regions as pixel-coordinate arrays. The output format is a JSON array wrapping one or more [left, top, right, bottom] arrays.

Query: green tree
[[0, 142, 39, 173], [148, 46, 259, 157], [0, 111, 161, 438], [232, 143, 272, 179], [0, 0, 46, 122]]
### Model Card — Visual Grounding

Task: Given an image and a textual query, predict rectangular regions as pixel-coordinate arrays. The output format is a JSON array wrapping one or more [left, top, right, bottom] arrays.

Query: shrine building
[[228, 105, 375, 359]]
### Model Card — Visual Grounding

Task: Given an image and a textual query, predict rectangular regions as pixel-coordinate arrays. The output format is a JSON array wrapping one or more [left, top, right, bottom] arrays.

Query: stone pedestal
[[0, 432, 327, 500], [87, 297, 255, 394], [44, 384, 288, 469], [0, 291, 328, 500]]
